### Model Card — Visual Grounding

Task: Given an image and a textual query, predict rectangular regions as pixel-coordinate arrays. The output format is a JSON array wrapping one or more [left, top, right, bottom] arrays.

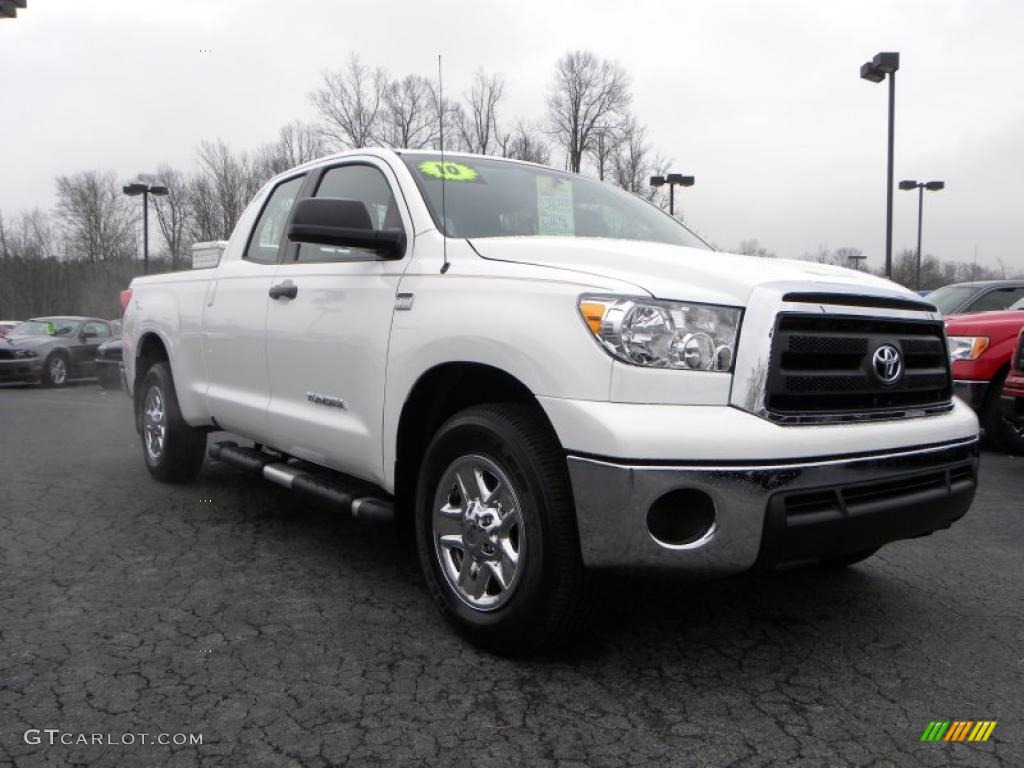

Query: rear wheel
[[138, 362, 206, 482], [415, 403, 590, 655], [42, 352, 69, 387]]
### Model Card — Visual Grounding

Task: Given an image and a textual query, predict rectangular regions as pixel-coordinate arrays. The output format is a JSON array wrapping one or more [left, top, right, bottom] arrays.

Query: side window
[[245, 175, 305, 264], [83, 322, 110, 338], [970, 287, 1024, 313], [297, 164, 402, 262]]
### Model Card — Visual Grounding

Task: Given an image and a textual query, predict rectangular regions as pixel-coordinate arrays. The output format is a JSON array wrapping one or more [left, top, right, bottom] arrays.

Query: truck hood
[[945, 309, 1024, 334], [468, 237, 903, 306]]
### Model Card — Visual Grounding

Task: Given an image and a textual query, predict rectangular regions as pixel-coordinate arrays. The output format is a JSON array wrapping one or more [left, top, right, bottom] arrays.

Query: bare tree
[[499, 120, 551, 165], [547, 50, 631, 173], [611, 117, 667, 204], [380, 75, 437, 149], [140, 165, 192, 270], [738, 239, 776, 258], [801, 245, 850, 267], [458, 69, 505, 155], [251, 121, 325, 180], [588, 120, 624, 180], [276, 120, 326, 167], [427, 82, 467, 152], [54, 171, 135, 262], [311, 55, 388, 150], [195, 139, 266, 240], [186, 173, 219, 243]]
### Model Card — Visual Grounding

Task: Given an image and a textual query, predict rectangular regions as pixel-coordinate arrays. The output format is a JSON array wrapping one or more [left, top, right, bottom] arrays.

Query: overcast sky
[[1, 0, 1022, 272]]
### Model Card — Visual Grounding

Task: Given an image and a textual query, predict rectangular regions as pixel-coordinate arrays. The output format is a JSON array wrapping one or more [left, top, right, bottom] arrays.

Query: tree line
[[1, 50, 675, 318], [2, 49, 1018, 319]]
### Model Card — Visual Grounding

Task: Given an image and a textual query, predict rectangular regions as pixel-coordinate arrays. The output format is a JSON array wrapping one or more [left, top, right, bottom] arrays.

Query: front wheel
[[138, 362, 206, 483], [415, 404, 590, 655], [42, 352, 69, 387]]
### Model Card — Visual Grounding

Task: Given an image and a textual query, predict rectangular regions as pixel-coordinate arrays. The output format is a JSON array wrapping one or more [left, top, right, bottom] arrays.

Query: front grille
[[766, 313, 952, 420], [0, 349, 12, 360]]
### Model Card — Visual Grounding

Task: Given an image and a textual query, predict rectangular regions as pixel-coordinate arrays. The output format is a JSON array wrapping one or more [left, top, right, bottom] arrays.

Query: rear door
[[202, 174, 306, 443], [265, 158, 412, 484]]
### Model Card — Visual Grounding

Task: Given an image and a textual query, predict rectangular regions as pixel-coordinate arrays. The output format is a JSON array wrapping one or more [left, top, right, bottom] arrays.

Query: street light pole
[[123, 182, 169, 275], [899, 179, 945, 291], [886, 68, 896, 282], [861, 51, 900, 279], [649, 173, 695, 216]]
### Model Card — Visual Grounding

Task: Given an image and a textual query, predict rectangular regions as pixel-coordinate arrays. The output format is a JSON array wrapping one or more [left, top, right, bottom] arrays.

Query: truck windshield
[[401, 153, 710, 249]]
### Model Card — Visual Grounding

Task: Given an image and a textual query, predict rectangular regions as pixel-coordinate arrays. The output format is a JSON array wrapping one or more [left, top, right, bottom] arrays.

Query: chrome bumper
[[567, 438, 978, 572]]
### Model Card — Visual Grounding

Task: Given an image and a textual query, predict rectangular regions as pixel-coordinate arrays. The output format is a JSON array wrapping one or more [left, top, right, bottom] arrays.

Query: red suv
[[1000, 328, 1024, 445], [946, 301, 1024, 452]]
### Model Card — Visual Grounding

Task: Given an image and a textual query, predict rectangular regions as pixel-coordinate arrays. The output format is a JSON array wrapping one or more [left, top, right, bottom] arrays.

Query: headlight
[[578, 295, 741, 372], [12, 349, 38, 359], [947, 336, 989, 361]]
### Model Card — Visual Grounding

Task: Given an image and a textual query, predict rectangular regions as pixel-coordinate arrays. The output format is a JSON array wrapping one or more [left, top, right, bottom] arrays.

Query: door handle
[[269, 281, 297, 300]]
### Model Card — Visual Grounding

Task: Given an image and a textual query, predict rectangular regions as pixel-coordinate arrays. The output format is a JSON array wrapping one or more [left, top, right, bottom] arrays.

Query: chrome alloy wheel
[[432, 454, 525, 611], [49, 357, 67, 385], [143, 385, 166, 462]]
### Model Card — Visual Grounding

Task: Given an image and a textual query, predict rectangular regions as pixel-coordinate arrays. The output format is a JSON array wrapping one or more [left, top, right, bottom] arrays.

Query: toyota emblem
[[872, 345, 903, 384]]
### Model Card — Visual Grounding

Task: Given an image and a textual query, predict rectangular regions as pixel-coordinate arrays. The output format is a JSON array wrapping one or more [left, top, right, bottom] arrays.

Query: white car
[[123, 149, 979, 653]]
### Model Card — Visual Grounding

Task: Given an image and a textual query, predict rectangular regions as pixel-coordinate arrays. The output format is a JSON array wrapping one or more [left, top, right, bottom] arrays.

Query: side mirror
[[81, 330, 97, 341], [287, 197, 405, 259]]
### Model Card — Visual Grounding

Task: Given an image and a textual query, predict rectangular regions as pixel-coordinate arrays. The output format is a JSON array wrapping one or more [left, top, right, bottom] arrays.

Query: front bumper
[[0, 357, 42, 382], [567, 439, 978, 571], [954, 379, 988, 411]]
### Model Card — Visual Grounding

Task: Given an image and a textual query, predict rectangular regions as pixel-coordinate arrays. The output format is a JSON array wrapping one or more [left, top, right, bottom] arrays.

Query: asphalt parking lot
[[0, 382, 1021, 768]]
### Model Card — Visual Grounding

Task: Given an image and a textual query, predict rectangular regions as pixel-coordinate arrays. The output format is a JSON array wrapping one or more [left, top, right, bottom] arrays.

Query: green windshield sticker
[[418, 160, 479, 182], [536, 176, 574, 236]]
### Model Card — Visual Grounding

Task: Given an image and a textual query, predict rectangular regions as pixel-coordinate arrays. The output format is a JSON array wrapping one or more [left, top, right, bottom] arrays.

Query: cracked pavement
[[1, 383, 1021, 767]]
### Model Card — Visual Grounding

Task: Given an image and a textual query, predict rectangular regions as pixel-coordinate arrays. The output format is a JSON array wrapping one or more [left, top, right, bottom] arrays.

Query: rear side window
[[245, 175, 305, 264], [297, 164, 402, 262], [969, 287, 1024, 313]]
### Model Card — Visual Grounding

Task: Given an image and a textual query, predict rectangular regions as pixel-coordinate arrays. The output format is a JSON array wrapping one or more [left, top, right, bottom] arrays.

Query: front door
[[265, 159, 411, 486]]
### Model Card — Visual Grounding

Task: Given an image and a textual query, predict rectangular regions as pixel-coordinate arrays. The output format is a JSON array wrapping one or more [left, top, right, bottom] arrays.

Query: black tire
[[138, 362, 206, 483], [415, 403, 590, 656], [819, 548, 879, 570], [980, 370, 1020, 452], [41, 351, 69, 388]]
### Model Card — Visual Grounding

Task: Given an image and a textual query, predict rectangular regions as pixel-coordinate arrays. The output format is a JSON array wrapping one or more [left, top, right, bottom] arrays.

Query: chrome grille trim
[[730, 281, 950, 424]]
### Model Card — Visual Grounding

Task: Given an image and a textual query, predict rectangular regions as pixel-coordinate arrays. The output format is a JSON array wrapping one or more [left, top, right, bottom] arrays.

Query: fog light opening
[[647, 488, 717, 547]]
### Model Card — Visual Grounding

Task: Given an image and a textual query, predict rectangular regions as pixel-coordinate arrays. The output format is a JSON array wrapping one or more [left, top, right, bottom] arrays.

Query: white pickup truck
[[124, 149, 979, 653]]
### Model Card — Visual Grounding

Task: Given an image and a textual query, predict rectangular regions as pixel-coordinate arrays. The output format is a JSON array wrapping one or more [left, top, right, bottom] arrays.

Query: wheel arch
[[392, 362, 562, 538], [133, 332, 170, 432]]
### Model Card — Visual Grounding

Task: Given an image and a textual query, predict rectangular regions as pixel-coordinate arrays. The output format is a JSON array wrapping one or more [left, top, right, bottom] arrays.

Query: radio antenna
[[438, 54, 450, 274]]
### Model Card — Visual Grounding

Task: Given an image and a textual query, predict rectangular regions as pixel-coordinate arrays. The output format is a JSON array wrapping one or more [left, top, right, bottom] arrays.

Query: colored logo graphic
[[418, 161, 479, 182], [920, 721, 997, 742]]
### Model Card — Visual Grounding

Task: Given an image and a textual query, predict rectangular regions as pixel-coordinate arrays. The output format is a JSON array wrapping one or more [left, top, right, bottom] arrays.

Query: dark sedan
[[0, 316, 115, 386], [926, 280, 1024, 315], [95, 337, 125, 390]]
